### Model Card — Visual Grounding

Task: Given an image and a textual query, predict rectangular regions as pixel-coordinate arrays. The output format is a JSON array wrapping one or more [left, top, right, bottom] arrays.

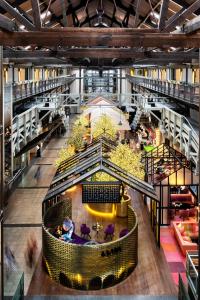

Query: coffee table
[[92, 222, 103, 237]]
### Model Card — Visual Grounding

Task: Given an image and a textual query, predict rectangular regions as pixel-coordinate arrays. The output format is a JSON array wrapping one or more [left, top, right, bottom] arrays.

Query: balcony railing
[[186, 251, 198, 300], [5, 75, 75, 103], [178, 274, 190, 300], [127, 75, 199, 106], [4, 271, 24, 299]]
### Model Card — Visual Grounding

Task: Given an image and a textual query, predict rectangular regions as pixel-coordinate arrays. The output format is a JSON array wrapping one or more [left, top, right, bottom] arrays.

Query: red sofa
[[172, 221, 198, 255], [170, 194, 193, 204]]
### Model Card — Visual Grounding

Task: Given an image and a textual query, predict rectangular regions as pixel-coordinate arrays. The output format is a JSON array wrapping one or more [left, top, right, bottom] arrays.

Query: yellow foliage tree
[[110, 143, 145, 180], [68, 125, 85, 150], [55, 116, 89, 166], [92, 114, 117, 139], [94, 143, 145, 181], [74, 115, 89, 127], [55, 145, 75, 167]]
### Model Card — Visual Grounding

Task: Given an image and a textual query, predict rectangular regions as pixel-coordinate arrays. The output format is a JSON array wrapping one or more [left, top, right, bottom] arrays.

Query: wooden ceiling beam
[[3, 49, 198, 60], [31, 0, 42, 29], [183, 15, 200, 33], [1, 29, 200, 48], [159, 0, 170, 30], [137, 1, 162, 27], [0, 13, 17, 31], [4, 57, 196, 67], [133, 0, 142, 28], [164, 0, 200, 32], [0, 0, 35, 31]]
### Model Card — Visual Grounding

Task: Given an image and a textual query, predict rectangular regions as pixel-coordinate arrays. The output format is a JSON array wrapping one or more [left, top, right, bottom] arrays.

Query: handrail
[[178, 274, 190, 300], [127, 74, 199, 106]]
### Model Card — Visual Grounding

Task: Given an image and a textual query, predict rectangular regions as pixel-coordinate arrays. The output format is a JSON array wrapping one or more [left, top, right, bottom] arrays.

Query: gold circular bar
[[42, 198, 138, 290], [116, 194, 131, 217]]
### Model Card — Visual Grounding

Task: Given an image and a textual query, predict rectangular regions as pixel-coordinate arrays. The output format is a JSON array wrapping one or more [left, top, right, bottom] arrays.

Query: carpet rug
[[160, 226, 187, 286]]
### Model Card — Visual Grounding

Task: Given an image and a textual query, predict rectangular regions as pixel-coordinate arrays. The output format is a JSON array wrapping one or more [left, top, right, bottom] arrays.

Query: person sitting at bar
[[59, 217, 74, 242]]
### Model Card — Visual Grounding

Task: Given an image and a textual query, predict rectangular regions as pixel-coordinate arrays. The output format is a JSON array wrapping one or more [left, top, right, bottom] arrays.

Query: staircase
[[131, 107, 142, 130]]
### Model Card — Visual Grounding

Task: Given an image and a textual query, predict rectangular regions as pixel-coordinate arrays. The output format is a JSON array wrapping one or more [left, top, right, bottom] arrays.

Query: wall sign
[[82, 181, 121, 203]]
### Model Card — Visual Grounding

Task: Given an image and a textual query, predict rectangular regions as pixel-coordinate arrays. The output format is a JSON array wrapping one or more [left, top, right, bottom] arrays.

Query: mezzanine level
[[5, 75, 75, 103], [127, 75, 199, 107]]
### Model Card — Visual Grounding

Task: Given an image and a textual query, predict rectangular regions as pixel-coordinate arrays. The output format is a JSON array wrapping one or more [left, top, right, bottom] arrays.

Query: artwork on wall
[[82, 182, 121, 203]]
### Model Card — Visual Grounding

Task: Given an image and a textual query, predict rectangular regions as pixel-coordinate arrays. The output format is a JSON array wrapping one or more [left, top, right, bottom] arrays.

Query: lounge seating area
[[172, 221, 198, 255], [169, 187, 197, 222], [52, 221, 129, 245]]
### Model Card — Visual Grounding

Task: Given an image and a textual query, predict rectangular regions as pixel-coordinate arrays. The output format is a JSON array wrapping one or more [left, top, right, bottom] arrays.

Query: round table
[[92, 223, 103, 237]]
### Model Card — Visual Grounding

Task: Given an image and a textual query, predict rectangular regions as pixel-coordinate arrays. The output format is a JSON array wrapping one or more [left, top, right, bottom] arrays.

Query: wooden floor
[[27, 187, 177, 296]]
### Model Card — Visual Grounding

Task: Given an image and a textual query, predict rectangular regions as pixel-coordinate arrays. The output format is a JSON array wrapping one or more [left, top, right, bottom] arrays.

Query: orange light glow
[[66, 186, 77, 193]]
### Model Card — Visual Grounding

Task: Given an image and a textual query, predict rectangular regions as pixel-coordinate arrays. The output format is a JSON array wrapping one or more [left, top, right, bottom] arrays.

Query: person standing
[[4, 246, 17, 279], [24, 234, 38, 268], [34, 166, 41, 181], [36, 145, 41, 157]]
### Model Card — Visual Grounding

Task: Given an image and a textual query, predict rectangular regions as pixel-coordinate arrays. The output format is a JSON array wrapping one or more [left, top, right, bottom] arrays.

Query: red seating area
[[170, 194, 193, 204], [172, 221, 198, 255]]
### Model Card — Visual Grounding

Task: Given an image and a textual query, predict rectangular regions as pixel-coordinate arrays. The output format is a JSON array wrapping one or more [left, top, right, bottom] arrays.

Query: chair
[[104, 224, 115, 240], [119, 228, 129, 238], [80, 224, 91, 239], [179, 209, 189, 221], [188, 208, 197, 218]]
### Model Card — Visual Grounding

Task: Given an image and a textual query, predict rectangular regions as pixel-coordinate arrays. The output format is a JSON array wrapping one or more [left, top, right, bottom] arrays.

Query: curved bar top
[[42, 198, 138, 290]]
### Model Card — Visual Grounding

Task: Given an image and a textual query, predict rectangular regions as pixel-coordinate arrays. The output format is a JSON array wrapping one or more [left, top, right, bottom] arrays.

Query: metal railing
[[128, 91, 199, 169], [127, 75, 199, 106], [12, 106, 38, 155], [4, 271, 24, 300], [186, 251, 198, 300], [5, 75, 75, 102], [162, 108, 199, 166], [178, 273, 190, 300], [36, 92, 139, 107]]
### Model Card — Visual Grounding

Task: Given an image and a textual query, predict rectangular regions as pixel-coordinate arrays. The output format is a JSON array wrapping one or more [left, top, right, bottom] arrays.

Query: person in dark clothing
[[34, 166, 41, 180], [36, 145, 41, 157]]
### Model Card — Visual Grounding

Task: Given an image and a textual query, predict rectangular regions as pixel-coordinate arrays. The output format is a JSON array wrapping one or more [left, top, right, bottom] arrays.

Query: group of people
[[4, 233, 38, 280], [24, 234, 38, 268], [54, 217, 74, 242]]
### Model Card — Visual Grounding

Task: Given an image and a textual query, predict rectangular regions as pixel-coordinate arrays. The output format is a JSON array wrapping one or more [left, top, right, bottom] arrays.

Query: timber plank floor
[[3, 117, 77, 296], [27, 188, 177, 296]]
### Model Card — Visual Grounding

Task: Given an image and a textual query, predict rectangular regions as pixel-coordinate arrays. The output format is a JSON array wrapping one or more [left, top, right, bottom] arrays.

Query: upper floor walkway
[[127, 75, 199, 108], [5, 75, 75, 103]]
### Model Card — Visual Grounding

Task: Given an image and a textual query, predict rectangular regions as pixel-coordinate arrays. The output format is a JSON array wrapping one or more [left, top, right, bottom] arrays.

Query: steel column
[[197, 47, 200, 300], [0, 45, 4, 300]]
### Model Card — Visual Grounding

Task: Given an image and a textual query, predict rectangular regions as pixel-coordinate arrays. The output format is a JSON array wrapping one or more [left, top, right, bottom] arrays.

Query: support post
[[197, 47, 200, 300], [0, 45, 4, 299]]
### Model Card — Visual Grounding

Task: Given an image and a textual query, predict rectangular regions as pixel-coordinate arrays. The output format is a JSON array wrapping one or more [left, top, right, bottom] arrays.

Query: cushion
[[171, 194, 192, 202], [184, 224, 192, 231], [183, 230, 191, 236], [182, 236, 191, 242], [190, 232, 198, 239], [192, 224, 198, 233], [178, 227, 185, 235]]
